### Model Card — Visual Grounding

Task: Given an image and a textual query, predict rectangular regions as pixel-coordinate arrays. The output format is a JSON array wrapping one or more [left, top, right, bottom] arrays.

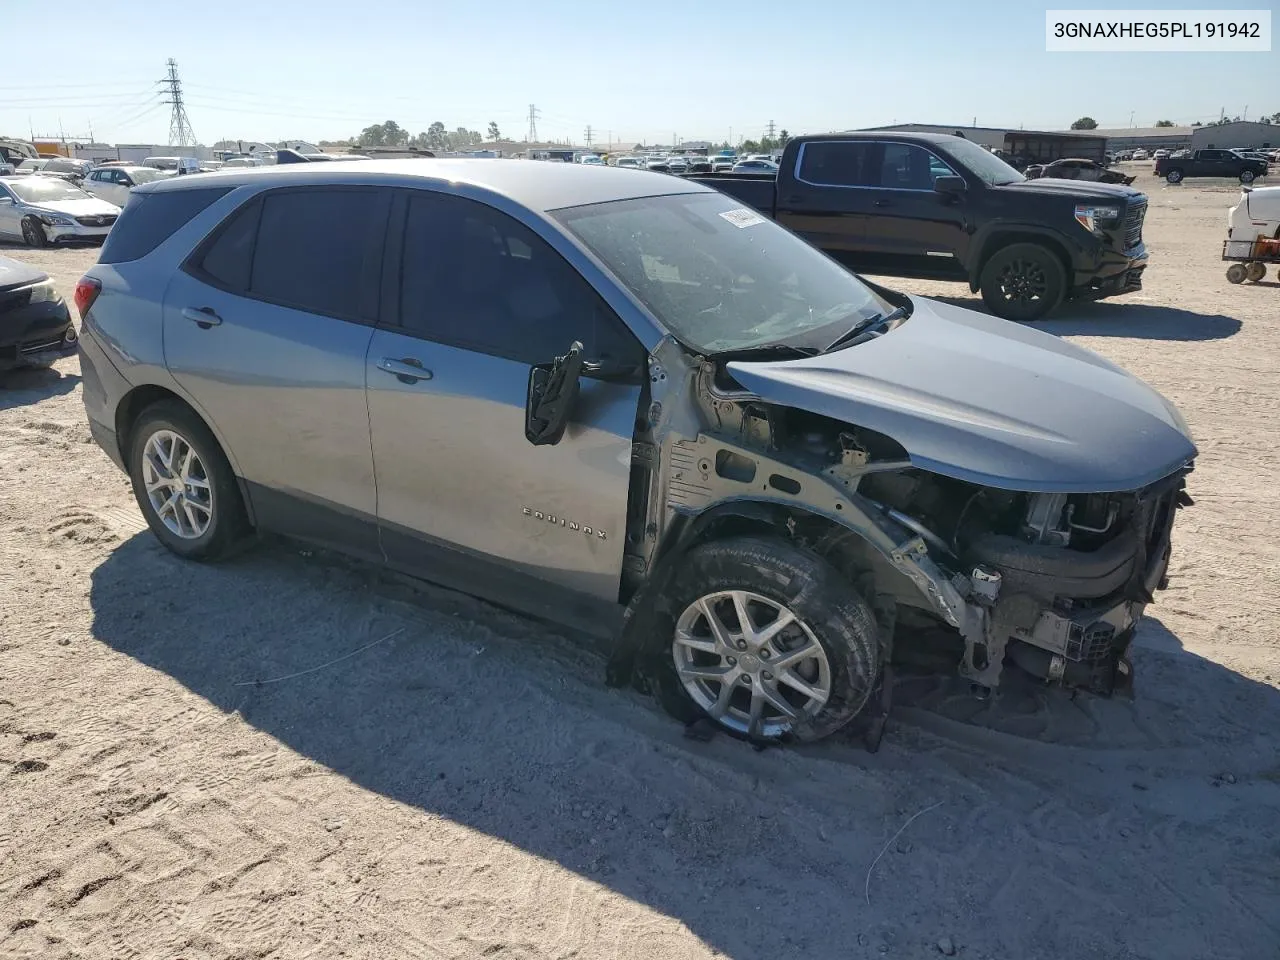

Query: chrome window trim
[[794, 140, 960, 193]]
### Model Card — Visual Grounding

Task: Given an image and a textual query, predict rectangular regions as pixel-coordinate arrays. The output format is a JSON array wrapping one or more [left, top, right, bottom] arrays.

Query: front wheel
[[657, 536, 881, 742], [1240, 170, 1256, 184], [1226, 263, 1247, 284], [1245, 261, 1266, 283], [979, 242, 1066, 322], [1165, 169, 1184, 184], [21, 217, 48, 248], [127, 400, 250, 561]]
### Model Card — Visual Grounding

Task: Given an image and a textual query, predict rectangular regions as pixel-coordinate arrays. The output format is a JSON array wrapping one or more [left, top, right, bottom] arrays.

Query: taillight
[[73, 276, 101, 318]]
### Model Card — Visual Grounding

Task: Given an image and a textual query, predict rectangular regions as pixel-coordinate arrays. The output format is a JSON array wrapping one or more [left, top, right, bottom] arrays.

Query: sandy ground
[[2, 173, 1279, 960]]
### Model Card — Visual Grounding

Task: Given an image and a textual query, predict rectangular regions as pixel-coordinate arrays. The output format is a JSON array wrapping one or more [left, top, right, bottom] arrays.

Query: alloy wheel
[[672, 590, 832, 738], [996, 258, 1049, 305], [141, 429, 213, 539]]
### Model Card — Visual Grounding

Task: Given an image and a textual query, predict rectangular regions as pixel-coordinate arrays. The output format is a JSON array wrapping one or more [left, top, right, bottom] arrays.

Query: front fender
[[967, 222, 1083, 291]]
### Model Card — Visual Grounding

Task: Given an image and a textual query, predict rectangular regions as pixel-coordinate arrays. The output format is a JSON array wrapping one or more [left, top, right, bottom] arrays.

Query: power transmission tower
[[160, 58, 196, 147], [584, 125, 593, 148], [526, 104, 541, 143], [766, 120, 777, 141]]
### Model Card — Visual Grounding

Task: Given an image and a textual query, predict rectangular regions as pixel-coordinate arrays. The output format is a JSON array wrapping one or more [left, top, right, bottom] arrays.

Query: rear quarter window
[[98, 187, 234, 264]]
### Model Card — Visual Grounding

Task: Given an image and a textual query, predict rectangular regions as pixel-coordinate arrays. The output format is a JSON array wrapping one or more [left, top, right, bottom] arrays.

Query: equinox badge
[[522, 507, 606, 540]]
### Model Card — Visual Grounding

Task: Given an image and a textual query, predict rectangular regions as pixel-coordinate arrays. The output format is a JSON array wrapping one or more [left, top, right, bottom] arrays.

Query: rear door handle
[[181, 306, 222, 328], [377, 356, 433, 383], [873, 199, 893, 208]]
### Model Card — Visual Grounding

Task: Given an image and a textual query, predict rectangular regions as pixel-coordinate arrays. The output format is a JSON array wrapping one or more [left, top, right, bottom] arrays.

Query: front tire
[[657, 536, 881, 742], [21, 217, 48, 248], [1240, 170, 1256, 184], [127, 400, 249, 561], [979, 242, 1066, 322], [1226, 263, 1247, 284]]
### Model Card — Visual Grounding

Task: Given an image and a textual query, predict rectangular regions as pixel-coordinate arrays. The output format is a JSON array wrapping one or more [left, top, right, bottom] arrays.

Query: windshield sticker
[[719, 208, 766, 229]]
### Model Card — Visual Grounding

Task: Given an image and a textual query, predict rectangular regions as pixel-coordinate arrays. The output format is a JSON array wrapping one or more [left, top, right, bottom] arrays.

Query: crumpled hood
[[725, 297, 1197, 493], [28, 197, 120, 217]]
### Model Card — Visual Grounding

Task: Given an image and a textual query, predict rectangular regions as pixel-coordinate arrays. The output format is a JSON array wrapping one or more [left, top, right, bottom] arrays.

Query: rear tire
[[21, 217, 48, 248], [979, 242, 1066, 322], [127, 400, 250, 561], [1245, 261, 1266, 283], [1165, 169, 1184, 184], [653, 535, 881, 743], [1226, 263, 1247, 284]]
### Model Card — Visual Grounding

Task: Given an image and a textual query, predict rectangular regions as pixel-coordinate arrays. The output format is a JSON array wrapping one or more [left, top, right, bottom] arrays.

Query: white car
[[1132, 149, 1149, 160], [711, 157, 736, 172], [81, 165, 167, 207], [731, 159, 779, 174], [614, 156, 643, 169], [0, 175, 120, 246], [1153, 149, 1170, 160]]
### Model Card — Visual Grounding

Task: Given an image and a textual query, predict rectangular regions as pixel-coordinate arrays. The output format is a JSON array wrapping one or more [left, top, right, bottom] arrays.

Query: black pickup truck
[[1153, 148, 1268, 185], [686, 133, 1150, 321]]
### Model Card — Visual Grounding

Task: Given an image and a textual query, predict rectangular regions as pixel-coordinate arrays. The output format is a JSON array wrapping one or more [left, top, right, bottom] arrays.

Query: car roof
[[133, 158, 711, 211]]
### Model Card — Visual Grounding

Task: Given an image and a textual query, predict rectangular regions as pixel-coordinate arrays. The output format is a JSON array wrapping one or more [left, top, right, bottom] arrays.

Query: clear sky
[[2, 0, 1276, 148]]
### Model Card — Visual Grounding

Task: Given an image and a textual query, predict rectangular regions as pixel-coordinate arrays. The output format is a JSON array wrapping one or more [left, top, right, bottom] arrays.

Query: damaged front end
[[940, 473, 1192, 696]]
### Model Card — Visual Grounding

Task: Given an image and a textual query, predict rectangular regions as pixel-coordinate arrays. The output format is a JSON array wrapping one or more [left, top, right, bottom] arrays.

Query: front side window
[[940, 138, 1024, 186], [397, 192, 639, 366], [796, 141, 876, 187], [554, 191, 894, 355], [879, 143, 955, 190]]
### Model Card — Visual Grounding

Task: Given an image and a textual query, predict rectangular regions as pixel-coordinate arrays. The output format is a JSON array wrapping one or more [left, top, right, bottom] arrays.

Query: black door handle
[[873, 199, 893, 208], [377, 356, 433, 384]]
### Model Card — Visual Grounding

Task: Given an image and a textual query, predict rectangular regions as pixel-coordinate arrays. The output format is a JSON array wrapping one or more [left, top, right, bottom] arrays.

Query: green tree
[[426, 122, 448, 153], [487, 121, 501, 141], [778, 129, 791, 147], [741, 139, 761, 153], [1070, 116, 1099, 130], [357, 123, 387, 146], [1154, 119, 1174, 127]]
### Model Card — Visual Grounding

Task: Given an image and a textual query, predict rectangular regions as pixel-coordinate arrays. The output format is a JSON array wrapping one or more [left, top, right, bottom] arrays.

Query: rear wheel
[[21, 217, 47, 248], [127, 400, 250, 561], [979, 242, 1066, 322], [1226, 263, 1247, 284], [1165, 169, 1184, 184], [1245, 261, 1266, 283], [656, 536, 880, 742]]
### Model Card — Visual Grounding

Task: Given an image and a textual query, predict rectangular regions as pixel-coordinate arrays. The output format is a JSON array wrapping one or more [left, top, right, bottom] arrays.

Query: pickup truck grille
[[1123, 201, 1146, 248]]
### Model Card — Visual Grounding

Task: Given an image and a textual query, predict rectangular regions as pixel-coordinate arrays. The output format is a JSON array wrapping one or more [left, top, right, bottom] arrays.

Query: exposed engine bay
[[677, 374, 1193, 699]]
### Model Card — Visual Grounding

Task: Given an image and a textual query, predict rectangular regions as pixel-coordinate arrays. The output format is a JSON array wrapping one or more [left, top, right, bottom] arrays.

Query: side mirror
[[525, 341, 585, 446], [934, 175, 967, 194]]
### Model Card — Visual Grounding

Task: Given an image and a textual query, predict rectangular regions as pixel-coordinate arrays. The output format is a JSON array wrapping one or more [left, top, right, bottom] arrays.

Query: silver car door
[[162, 186, 391, 555], [366, 190, 644, 608], [0, 184, 19, 238]]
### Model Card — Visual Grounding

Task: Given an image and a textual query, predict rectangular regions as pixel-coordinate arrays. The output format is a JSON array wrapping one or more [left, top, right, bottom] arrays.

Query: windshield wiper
[[822, 305, 909, 354]]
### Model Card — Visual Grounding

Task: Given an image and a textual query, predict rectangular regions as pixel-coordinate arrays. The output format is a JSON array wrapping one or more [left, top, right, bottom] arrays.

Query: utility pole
[[160, 58, 196, 147], [526, 104, 540, 144], [766, 120, 777, 141], [1129, 110, 1135, 127], [584, 125, 593, 148]]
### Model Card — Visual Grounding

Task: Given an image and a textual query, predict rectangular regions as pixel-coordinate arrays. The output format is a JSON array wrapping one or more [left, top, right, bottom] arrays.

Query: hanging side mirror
[[525, 341, 585, 446]]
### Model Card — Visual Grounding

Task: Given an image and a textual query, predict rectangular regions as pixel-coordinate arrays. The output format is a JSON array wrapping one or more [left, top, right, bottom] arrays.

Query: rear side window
[[248, 189, 383, 320], [194, 198, 261, 291], [98, 187, 233, 264], [797, 141, 876, 187]]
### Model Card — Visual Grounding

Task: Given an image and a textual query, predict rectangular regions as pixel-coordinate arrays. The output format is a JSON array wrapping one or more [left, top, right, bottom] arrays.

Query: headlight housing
[[1074, 204, 1122, 235], [27, 280, 61, 304], [36, 212, 75, 226]]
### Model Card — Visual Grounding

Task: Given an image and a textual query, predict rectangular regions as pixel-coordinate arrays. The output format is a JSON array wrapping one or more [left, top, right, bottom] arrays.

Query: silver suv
[[77, 161, 1196, 745]]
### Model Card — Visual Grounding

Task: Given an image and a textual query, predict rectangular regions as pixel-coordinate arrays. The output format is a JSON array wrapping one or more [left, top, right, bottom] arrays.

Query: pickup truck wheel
[[659, 536, 880, 743], [1240, 170, 1256, 184], [1165, 169, 1184, 184], [978, 243, 1065, 322], [127, 400, 250, 561]]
